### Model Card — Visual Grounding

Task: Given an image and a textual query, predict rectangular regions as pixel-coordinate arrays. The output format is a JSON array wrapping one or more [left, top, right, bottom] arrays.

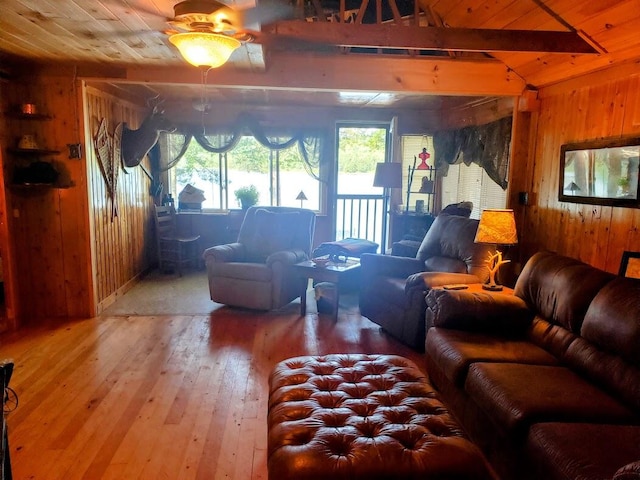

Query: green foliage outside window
[[338, 127, 387, 173]]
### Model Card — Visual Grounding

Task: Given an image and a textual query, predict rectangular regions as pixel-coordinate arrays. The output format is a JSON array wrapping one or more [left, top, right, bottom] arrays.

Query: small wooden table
[[293, 257, 361, 321]]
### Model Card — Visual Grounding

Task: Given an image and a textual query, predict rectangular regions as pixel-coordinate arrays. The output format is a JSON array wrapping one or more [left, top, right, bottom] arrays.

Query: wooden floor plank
[[2, 298, 425, 479]]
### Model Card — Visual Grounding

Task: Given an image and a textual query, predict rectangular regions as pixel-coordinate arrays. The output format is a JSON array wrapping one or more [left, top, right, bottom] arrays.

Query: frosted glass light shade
[[169, 32, 241, 68], [474, 209, 518, 245]]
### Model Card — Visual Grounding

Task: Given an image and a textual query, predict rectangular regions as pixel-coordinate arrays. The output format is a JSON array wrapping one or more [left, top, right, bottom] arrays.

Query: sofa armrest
[[425, 289, 533, 335], [406, 272, 482, 292], [266, 248, 308, 266], [360, 253, 424, 279], [614, 461, 640, 480], [203, 242, 246, 264]]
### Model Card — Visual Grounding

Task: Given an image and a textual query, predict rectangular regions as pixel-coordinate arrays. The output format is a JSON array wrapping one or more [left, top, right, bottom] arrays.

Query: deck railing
[[335, 194, 387, 251]]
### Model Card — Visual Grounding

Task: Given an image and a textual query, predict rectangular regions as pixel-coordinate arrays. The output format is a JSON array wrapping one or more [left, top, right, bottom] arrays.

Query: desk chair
[[154, 205, 200, 276]]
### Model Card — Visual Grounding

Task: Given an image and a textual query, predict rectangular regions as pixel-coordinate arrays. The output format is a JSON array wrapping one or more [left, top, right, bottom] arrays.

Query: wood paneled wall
[[83, 86, 155, 314], [0, 75, 156, 325], [511, 62, 640, 274], [1, 74, 93, 321]]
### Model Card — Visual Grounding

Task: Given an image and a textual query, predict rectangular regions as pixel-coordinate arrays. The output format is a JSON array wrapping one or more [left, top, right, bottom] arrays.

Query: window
[[165, 133, 322, 212], [400, 135, 507, 218], [440, 161, 507, 219], [400, 135, 436, 213]]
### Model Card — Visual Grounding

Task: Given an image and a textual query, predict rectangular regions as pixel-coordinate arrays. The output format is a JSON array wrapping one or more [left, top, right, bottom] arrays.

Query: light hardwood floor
[[1, 300, 424, 479]]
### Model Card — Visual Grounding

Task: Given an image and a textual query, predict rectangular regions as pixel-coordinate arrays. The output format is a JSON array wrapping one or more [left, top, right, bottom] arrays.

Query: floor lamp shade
[[373, 162, 402, 188]]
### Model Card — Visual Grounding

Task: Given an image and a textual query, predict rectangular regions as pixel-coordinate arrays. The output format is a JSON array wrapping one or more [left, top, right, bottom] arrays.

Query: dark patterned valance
[[433, 116, 512, 190], [153, 112, 324, 182]]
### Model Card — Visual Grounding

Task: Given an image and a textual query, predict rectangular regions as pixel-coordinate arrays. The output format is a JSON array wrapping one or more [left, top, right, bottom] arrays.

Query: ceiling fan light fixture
[[169, 32, 240, 68]]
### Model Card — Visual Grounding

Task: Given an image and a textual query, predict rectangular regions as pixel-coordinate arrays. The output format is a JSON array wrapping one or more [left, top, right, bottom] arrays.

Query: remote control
[[443, 284, 469, 290]]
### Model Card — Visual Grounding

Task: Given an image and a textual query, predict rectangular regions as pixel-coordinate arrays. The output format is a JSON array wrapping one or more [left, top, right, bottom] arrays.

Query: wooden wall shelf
[[7, 148, 60, 156], [5, 113, 52, 120]]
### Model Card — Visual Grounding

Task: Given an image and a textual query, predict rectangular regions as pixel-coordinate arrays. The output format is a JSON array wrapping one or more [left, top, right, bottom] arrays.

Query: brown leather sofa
[[359, 213, 494, 350], [203, 206, 316, 310], [424, 251, 640, 480]]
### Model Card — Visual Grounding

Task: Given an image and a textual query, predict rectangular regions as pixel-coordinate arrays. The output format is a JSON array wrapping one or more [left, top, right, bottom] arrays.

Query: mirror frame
[[559, 136, 640, 207]]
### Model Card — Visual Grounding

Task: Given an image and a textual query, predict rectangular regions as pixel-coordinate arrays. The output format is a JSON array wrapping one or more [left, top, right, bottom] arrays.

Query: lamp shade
[[474, 209, 518, 245], [296, 190, 308, 201], [373, 162, 402, 188], [169, 32, 241, 68]]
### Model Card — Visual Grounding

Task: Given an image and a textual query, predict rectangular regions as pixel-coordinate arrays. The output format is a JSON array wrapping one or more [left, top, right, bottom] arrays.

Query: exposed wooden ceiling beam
[[265, 21, 599, 54], [120, 52, 526, 97]]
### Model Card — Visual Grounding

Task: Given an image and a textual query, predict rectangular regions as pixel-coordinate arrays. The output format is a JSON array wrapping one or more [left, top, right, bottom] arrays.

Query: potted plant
[[234, 184, 259, 209], [618, 176, 630, 196]]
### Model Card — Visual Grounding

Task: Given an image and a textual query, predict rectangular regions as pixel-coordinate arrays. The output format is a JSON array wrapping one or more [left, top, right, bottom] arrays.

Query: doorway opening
[[335, 123, 391, 251]]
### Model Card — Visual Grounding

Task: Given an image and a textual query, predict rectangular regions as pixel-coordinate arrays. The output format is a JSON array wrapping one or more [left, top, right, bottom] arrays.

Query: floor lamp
[[373, 162, 403, 253]]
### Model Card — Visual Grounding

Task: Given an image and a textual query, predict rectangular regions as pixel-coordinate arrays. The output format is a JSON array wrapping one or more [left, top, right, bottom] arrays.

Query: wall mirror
[[619, 251, 640, 278], [559, 136, 640, 207]]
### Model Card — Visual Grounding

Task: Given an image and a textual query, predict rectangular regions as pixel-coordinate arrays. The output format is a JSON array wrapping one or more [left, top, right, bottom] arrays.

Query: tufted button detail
[[346, 401, 378, 418], [353, 418, 384, 438], [268, 354, 492, 480], [312, 391, 346, 409], [320, 411, 351, 428], [312, 376, 342, 392]]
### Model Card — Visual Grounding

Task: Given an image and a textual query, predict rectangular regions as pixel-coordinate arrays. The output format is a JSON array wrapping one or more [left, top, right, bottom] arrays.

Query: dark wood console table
[[390, 212, 436, 244], [176, 210, 246, 255]]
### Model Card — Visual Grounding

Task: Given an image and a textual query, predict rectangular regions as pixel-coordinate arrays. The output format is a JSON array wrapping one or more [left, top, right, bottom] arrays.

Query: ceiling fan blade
[[239, 0, 296, 28]]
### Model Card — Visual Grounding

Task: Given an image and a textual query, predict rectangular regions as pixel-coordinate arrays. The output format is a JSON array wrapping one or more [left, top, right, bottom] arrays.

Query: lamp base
[[482, 283, 504, 291]]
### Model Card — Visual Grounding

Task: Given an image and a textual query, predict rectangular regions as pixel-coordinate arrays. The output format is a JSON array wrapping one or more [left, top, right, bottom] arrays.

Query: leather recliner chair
[[391, 201, 473, 257], [203, 206, 316, 310], [359, 214, 494, 350]]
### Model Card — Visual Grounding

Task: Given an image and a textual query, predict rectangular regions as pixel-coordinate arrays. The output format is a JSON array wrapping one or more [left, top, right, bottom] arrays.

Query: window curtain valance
[[433, 116, 512, 190], [154, 112, 324, 182]]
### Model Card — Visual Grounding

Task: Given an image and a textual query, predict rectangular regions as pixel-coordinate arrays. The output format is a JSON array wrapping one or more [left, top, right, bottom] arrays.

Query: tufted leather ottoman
[[267, 354, 495, 480]]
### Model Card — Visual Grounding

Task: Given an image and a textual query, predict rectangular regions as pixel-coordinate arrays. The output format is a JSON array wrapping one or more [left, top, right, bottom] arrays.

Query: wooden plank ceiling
[[1, 0, 639, 110]]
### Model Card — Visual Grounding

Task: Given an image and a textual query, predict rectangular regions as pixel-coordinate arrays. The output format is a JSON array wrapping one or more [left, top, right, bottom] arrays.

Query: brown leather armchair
[[203, 206, 316, 310], [359, 214, 494, 350]]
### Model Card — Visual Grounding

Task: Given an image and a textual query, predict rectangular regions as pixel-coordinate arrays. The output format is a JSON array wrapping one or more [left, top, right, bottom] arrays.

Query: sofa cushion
[[465, 363, 638, 438], [581, 276, 640, 365], [426, 328, 558, 387], [564, 333, 640, 412], [211, 261, 272, 282], [514, 251, 615, 333], [527, 423, 640, 480]]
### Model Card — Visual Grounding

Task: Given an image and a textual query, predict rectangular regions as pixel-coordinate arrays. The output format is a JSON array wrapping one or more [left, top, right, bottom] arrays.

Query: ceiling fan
[[167, 0, 288, 42], [134, 0, 599, 69], [162, 0, 299, 68]]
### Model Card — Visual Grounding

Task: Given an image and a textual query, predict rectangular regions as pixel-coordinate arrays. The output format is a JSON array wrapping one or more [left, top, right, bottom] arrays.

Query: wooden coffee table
[[293, 257, 360, 321]]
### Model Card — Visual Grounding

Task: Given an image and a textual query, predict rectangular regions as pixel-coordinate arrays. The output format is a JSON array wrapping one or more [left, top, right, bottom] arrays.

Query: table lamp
[[474, 209, 518, 291], [296, 190, 307, 207]]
